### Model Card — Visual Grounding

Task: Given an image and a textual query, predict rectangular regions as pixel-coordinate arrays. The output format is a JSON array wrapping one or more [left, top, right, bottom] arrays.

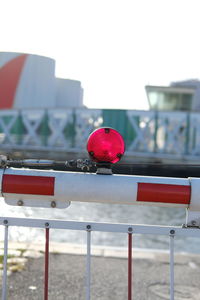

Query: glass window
[[148, 91, 193, 111]]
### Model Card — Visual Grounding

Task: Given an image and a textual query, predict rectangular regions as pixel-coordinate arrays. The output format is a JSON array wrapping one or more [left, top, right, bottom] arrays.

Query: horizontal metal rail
[[0, 217, 200, 237]]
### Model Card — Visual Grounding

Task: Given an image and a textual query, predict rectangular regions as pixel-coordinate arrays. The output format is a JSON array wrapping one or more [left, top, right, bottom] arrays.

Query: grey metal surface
[[2, 251, 200, 300]]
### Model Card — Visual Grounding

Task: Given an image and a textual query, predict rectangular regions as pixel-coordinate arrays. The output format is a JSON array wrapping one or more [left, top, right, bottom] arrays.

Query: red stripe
[[137, 183, 190, 204], [0, 54, 28, 109], [2, 174, 54, 196]]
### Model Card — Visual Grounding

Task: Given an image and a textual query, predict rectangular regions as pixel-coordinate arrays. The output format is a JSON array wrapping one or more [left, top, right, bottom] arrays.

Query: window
[[147, 89, 193, 111]]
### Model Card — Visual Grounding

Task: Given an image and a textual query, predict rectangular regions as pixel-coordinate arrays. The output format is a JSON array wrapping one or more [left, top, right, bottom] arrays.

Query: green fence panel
[[10, 114, 27, 145], [63, 111, 76, 148], [0, 115, 26, 145], [37, 112, 51, 146], [102, 109, 136, 147]]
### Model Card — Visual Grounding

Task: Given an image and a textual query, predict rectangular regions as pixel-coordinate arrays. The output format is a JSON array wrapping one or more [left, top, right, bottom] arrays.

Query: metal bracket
[[184, 210, 200, 228], [66, 159, 95, 172], [5, 198, 71, 209], [96, 167, 112, 175]]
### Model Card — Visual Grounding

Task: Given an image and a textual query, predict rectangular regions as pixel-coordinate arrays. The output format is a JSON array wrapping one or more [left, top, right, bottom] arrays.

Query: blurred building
[[146, 79, 200, 112], [0, 52, 84, 109]]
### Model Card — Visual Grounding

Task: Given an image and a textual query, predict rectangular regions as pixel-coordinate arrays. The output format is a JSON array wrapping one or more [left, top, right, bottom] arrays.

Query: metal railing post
[[128, 228, 133, 300], [86, 226, 91, 300], [2, 222, 9, 300], [169, 230, 175, 300], [44, 225, 50, 300]]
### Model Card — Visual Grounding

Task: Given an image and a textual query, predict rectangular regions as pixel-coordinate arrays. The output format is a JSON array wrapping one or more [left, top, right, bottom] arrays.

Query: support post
[[44, 226, 50, 300], [128, 230, 133, 300]]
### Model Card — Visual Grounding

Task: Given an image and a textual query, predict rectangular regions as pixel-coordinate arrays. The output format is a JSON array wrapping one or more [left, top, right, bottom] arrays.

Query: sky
[[1, 0, 200, 110]]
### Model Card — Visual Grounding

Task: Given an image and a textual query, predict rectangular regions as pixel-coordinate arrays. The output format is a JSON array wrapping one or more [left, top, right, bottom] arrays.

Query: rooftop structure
[[146, 80, 200, 112]]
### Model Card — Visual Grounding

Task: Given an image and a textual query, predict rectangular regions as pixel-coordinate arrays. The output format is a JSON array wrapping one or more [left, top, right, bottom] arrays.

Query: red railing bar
[[44, 227, 50, 300], [128, 232, 132, 300]]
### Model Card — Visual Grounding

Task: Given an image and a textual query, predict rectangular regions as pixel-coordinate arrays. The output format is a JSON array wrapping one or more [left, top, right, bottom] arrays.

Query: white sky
[[1, 0, 200, 110]]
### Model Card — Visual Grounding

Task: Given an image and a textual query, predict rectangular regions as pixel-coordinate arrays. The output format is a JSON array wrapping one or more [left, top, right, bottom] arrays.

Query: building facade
[[0, 52, 83, 110]]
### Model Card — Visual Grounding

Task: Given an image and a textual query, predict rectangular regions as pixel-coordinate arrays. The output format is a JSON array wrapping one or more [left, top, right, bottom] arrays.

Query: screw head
[[17, 200, 24, 206], [128, 227, 133, 233], [105, 128, 110, 133], [170, 230, 175, 235], [45, 222, 49, 227], [191, 220, 197, 226], [3, 220, 8, 225], [51, 201, 56, 208], [86, 225, 91, 230]]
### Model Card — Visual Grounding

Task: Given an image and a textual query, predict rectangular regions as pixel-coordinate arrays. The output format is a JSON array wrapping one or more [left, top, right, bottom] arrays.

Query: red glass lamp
[[87, 127, 125, 164]]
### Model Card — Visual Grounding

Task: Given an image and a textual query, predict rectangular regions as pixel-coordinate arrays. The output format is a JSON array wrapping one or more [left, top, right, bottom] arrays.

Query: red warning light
[[87, 128, 125, 164]]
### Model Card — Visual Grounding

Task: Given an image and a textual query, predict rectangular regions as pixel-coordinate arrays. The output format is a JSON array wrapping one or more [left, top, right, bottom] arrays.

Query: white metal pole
[[169, 231, 175, 300], [86, 228, 91, 300], [2, 224, 8, 300]]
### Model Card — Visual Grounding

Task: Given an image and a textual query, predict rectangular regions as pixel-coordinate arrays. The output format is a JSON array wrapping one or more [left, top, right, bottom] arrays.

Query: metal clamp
[[0, 155, 7, 168], [66, 159, 95, 172]]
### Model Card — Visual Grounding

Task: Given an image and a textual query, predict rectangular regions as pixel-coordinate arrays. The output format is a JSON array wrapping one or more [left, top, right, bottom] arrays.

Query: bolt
[[105, 128, 110, 133], [191, 220, 197, 226], [3, 220, 8, 225], [17, 200, 23, 206], [86, 225, 91, 231], [170, 230, 175, 235], [45, 222, 49, 227], [51, 201, 56, 208], [128, 227, 133, 233]]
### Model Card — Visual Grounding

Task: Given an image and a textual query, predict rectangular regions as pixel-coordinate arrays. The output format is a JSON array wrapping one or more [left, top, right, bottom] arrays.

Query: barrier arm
[[0, 127, 198, 228], [0, 166, 198, 227]]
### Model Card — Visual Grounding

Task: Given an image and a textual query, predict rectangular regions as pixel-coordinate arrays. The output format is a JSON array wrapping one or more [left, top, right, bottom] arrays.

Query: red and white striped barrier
[[0, 167, 196, 210]]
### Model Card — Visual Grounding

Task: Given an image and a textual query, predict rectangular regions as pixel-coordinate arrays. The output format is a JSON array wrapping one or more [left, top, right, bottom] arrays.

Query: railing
[[2, 216, 200, 300], [0, 165, 199, 299], [1, 108, 200, 159]]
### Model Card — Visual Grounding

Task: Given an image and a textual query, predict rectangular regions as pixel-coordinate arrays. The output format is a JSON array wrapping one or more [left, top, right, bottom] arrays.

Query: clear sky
[[1, 0, 200, 110]]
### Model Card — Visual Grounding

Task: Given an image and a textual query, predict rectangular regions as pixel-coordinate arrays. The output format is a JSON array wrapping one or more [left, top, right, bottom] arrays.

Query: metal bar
[[86, 230, 91, 300], [8, 159, 56, 167], [2, 224, 9, 300], [169, 232, 175, 300], [2, 167, 190, 208], [44, 228, 50, 300], [0, 217, 200, 238], [128, 233, 132, 300]]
